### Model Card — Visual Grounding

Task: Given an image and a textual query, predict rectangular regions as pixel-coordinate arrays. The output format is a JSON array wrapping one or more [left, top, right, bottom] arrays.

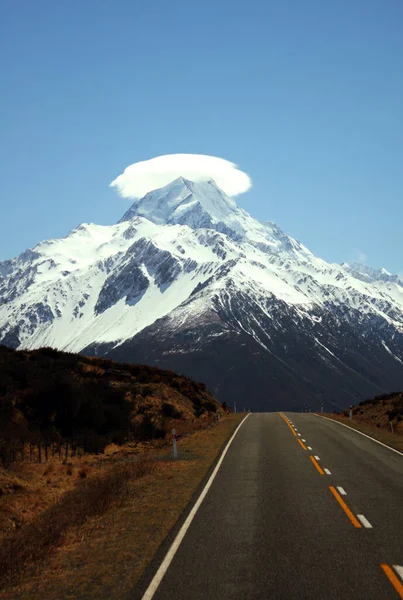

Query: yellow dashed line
[[297, 439, 307, 450], [329, 486, 362, 528], [380, 564, 403, 599], [310, 455, 325, 475], [279, 413, 297, 436]]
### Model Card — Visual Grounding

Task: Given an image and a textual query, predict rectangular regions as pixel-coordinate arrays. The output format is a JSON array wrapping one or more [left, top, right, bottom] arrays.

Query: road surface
[[132, 413, 403, 599]]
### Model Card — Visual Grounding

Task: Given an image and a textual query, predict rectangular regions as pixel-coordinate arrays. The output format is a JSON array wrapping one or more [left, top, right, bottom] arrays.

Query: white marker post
[[349, 405, 353, 421], [172, 429, 178, 459], [234, 403, 237, 414], [321, 403, 324, 413]]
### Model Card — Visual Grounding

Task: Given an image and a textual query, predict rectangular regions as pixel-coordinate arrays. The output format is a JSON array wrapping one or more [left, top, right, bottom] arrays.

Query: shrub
[[78, 466, 89, 479], [136, 415, 165, 440], [83, 435, 107, 454], [203, 400, 217, 413], [161, 402, 182, 419], [141, 386, 154, 398], [388, 408, 400, 421]]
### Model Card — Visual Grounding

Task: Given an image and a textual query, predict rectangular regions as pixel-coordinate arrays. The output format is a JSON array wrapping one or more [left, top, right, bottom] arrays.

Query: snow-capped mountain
[[1, 177, 402, 410]]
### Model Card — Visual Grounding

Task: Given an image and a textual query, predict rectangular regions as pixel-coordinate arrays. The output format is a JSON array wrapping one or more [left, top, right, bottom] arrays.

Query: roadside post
[[172, 428, 178, 459], [349, 405, 353, 421], [218, 412, 221, 423], [390, 421, 394, 434], [321, 403, 324, 413], [234, 402, 237, 414]]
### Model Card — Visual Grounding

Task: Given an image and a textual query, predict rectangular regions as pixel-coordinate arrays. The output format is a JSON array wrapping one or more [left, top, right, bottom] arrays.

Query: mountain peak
[[118, 177, 250, 236], [343, 262, 402, 285]]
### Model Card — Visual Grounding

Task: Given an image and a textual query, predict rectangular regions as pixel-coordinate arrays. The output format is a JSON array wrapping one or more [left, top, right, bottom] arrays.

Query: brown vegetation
[[325, 390, 403, 453], [0, 458, 154, 586], [0, 344, 231, 594], [0, 415, 243, 599], [0, 345, 227, 465]]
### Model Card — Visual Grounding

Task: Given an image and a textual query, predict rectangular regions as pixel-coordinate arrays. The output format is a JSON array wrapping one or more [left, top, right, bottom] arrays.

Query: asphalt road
[[135, 413, 403, 599]]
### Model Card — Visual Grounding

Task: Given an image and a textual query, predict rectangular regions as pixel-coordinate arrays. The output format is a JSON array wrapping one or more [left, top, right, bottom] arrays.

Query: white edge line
[[393, 565, 403, 580], [357, 514, 373, 528], [314, 455, 320, 460], [141, 414, 251, 600], [307, 446, 312, 450], [317, 415, 403, 457], [297, 433, 301, 436], [324, 468, 331, 475], [302, 439, 306, 442], [337, 486, 347, 496]]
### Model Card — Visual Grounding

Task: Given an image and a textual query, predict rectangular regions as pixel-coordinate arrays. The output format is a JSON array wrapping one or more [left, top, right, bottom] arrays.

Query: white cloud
[[110, 154, 252, 199]]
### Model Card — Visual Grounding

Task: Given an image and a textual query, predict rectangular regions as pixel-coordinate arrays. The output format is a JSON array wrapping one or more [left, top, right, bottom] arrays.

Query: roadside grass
[[321, 413, 403, 454], [0, 459, 154, 588], [0, 414, 244, 600]]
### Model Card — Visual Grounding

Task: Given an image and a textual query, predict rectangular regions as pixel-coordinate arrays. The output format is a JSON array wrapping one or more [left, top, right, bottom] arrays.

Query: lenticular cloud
[[110, 154, 252, 199]]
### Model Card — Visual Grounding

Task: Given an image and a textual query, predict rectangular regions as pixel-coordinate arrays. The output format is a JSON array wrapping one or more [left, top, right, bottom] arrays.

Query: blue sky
[[1, 0, 402, 272]]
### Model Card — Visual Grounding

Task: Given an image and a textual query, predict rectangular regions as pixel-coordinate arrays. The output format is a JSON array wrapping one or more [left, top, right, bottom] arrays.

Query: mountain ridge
[[1, 178, 402, 410]]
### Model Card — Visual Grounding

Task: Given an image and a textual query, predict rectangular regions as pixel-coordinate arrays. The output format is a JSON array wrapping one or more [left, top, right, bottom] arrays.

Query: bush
[[141, 386, 154, 398], [136, 415, 165, 440], [83, 435, 107, 454], [161, 402, 182, 419], [203, 400, 217, 413], [78, 466, 89, 479], [388, 408, 400, 421]]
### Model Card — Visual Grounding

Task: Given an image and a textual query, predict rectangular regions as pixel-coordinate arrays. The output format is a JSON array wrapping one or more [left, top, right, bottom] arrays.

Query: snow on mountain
[[1, 178, 403, 410]]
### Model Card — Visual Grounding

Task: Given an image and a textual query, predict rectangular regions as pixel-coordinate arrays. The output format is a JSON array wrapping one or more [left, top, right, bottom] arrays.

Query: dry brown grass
[[0, 459, 154, 587], [0, 414, 244, 600]]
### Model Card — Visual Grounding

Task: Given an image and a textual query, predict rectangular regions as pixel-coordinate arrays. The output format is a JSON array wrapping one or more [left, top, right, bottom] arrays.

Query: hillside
[[0, 345, 223, 463], [337, 391, 403, 433]]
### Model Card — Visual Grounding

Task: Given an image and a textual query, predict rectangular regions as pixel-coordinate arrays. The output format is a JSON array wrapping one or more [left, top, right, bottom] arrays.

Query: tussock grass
[[0, 459, 154, 585]]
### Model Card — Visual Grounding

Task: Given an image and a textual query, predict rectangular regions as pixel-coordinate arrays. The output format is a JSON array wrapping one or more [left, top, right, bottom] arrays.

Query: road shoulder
[[0, 415, 244, 600]]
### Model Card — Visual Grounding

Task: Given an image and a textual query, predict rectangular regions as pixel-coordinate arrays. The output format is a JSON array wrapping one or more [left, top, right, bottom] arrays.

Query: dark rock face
[[0, 302, 55, 348], [95, 263, 149, 315], [84, 287, 403, 412]]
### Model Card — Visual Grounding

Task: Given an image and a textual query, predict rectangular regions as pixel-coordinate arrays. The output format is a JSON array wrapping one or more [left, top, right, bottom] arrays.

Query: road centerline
[[297, 439, 307, 450], [310, 455, 325, 475], [380, 564, 403, 599], [329, 486, 362, 528], [279, 413, 297, 436], [357, 514, 373, 528]]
